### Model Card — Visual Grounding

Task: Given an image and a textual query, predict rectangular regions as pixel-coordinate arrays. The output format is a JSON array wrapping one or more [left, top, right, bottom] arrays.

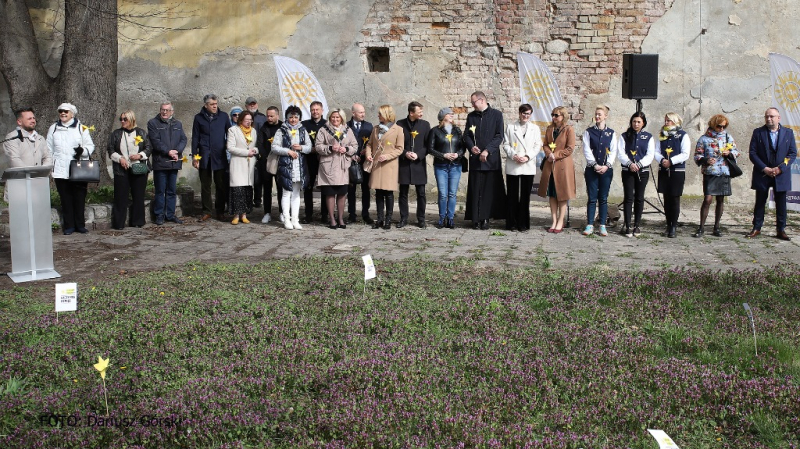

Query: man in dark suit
[[301, 101, 327, 223], [396, 101, 431, 228], [191, 94, 231, 221], [747, 107, 797, 240], [347, 103, 374, 223]]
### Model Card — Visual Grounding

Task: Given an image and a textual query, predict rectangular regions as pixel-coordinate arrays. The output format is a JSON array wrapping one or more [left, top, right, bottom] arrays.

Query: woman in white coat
[[502, 103, 542, 232], [226, 111, 258, 224], [46, 102, 95, 235]]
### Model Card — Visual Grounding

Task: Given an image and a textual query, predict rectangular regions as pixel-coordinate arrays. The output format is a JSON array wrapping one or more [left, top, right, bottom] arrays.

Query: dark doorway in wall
[[367, 47, 390, 72]]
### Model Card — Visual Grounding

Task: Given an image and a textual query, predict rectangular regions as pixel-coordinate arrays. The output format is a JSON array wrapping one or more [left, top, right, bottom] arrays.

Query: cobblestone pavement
[[0, 201, 797, 289]]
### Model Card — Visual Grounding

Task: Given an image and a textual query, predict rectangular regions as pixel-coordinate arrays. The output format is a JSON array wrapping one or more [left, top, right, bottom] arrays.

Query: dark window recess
[[431, 22, 450, 29], [367, 47, 390, 72]]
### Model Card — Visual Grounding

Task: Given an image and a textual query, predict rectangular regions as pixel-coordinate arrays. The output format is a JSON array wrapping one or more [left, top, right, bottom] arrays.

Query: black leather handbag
[[69, 158, 100, 183], [726, 155, 743, 178], [349, 160, 363, 184]]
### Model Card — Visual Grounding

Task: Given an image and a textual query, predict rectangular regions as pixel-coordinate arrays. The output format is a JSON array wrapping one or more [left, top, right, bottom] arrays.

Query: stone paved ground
[[0, 200, 798, 289]]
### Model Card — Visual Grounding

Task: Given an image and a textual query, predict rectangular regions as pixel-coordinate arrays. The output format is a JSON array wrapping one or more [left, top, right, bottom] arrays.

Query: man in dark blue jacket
[[463, 91, 507, 229], [148, 102, 187, 225], [747, 107, 798, 240], [347, 103, 374, 223], [192, 94, 231, 221]]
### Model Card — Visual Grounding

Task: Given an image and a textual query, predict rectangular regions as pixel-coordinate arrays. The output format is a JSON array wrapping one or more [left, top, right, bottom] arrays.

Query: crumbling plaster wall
[[3, 0, 800, 206]]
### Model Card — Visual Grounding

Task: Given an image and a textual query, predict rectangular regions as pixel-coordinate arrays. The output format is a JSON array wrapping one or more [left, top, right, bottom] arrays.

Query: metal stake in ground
[[743, 303, 758, 356]]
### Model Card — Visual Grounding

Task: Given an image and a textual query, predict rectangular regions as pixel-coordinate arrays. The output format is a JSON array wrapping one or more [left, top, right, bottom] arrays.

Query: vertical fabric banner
[[769, 52, 800, 211], [517, 52, 564, 198], [273, 55, 329, 120]]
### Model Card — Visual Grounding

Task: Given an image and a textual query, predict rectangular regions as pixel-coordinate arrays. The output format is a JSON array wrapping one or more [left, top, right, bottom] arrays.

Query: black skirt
[[229, 186, 253, 215], [657, 169, 686, 196], [320, 185, 348, 196], [703, 174, 732, 196]]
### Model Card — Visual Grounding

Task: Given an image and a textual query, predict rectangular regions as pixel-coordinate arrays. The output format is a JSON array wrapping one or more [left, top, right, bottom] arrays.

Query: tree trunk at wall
[[0, 0, 118, 185]]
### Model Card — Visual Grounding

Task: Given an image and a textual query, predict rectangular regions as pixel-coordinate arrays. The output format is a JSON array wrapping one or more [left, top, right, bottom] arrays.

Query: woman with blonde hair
[[365, 105, 404, 229], [226, 110, 258, 224], [655, 112, 692, 238], [315, 108, 358, 229], [581, 105, 618, 237], [537, 106, 576, 233], [692, 113, 739, 237], [108, 110, 151, 229]]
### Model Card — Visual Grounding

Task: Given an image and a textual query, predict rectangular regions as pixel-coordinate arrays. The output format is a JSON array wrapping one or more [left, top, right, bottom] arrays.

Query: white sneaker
[[582, 225, 594, 236], [292, 220, 302, 230], [278, 214, 284, 223], [261, 214, 271, 224]]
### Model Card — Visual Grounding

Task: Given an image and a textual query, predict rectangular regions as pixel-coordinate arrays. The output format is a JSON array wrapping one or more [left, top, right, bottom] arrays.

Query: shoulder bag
[[349, 159, 363, 184], [69, 157, 100, 183]]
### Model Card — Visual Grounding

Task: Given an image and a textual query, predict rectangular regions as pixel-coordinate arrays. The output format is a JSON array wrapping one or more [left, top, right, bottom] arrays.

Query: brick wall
[[360, 0, 667, 122]]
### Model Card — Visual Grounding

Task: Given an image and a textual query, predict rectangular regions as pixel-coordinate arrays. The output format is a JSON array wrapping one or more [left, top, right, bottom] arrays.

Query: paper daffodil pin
[[81, 124, 96, 133], [134, 135, 143, 145], [784, 157, 790, 166], [308, 130, 316, 139], [386, 141, 392, 146], [290, 129, 297, 137], [605, 148, 611, 155], [193, 154, 202, 161], [362, 137, 369, 144], [469, 125, 476, 134], [548, 142, 556, 150], [268, 137, 274, 143], [181, 155, 188, 163], [411, 131, 419, 139], [334, 130, 342, 139], [445, 134, 453, 142], [724, 143, 733, 151], [94, 356, 109, 379], [631, 150, 637, 157]]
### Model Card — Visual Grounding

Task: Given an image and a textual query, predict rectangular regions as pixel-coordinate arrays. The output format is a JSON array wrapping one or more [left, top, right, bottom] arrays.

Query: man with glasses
[[148, 102, 187, 225], [191, 94, 231, 221], [747, 107, 797, 240], [464, 91, 506, 229]]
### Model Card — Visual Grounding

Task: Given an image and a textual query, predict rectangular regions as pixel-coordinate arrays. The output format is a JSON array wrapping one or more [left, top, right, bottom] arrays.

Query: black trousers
[[253, 161, 266, 206], [375, 189, 395, 222], [663, 194, 681, 227], [347, 171, 371, 220], [753, 186, 787, 232], [621, 170, 649, 228], [506, 174, 534, 230], [259, 168, 283, 216], [304, 153, 327, 220], [199, 168, 228, 216], [399, 184, 426, 222], [112, 171, 148, 229], [55, 178, 88, 231]]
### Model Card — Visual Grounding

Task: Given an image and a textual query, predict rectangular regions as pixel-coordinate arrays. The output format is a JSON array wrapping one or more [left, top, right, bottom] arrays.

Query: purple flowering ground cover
[[0, 257, 798, 448]]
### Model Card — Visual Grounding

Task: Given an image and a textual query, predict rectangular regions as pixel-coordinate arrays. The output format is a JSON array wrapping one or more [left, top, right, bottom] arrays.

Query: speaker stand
[[636, 99, 643, 113]]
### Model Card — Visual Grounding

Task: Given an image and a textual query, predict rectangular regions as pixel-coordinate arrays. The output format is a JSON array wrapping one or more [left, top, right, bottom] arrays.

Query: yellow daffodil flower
[[548, 142, 556, 150], [134, 135, 143, 145], [724, 143, 733, 151], [411, 131, 419, 139], [308, 131, 316, 139], [665, 148, 673, 157], [362, 137, 369, 145], [193, 154, 202, 161], [81, 125, 96, 133], [386, 141, 392, 146], [512, 142, 517, 148], [784, 157, 790, 166], [605, 148, 610, 155], [94, 356, 109, 380], [659, 135, 667, 141], [334, 131, 342, 139], [446, 134, 453, 142], [469, 125, 476, 134], [290, 129, 297, 137], [631, 151, 637, 157], [181, 155, 188, 163]]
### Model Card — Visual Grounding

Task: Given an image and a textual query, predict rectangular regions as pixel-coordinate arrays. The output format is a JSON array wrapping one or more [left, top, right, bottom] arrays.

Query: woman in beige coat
[[316, 109, 358, 229], [226, 111, 258, 224], [365, 104, 405, 230], [537, 106, 576, 233]]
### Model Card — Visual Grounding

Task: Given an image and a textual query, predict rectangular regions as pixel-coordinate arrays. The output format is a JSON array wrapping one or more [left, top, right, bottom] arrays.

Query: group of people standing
[[580, 106, 797, 240], [2, 94, 797, 240]]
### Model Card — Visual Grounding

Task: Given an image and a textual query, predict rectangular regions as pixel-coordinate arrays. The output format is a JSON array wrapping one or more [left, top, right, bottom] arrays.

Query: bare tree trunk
[[0, 0, 118, 185]]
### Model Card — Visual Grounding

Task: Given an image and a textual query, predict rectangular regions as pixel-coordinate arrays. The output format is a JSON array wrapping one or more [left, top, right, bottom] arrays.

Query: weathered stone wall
[[3, 0, 800, 207]]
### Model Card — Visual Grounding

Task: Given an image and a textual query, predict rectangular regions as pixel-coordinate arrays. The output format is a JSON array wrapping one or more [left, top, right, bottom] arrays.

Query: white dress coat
[[226, 126, 257, 187], [502, 121, 542, 176]]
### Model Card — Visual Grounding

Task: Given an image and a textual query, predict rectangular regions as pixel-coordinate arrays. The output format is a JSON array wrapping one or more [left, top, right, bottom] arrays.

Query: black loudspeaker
[[622, 54, 658, 100]]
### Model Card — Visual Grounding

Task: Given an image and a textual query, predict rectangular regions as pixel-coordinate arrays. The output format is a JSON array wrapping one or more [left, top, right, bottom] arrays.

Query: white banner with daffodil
[[273, 55, 328, 121], [517, 52, 564, 198], [770, 52, 800, 211]]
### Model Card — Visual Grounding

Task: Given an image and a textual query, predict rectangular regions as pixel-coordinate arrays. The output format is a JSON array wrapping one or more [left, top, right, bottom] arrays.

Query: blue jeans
[[153, 169, 178, 220], [434, 163, 461, 219], [584, 167, 613, 225]]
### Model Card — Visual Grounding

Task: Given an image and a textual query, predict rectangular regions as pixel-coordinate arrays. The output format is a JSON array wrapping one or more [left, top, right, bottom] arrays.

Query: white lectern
[[1, 166, 60, 282]]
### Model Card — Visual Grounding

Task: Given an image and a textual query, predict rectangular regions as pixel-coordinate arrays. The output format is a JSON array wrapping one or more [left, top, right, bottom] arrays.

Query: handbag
[[266, 152, 279, 175], [130, 161, 149, 175], [349, 160, 363, 184], [69, 158, 100, 183], [726, 155, 743, 178]]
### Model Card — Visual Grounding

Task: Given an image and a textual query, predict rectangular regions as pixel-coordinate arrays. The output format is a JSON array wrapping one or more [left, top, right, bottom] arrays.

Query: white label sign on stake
[[647, 429, 680, 449], [55, 283, 78, 312], [362, 255, 376, 280]]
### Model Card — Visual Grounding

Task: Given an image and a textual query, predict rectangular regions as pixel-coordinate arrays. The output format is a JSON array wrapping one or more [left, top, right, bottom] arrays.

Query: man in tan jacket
[[3, 108, 52, 201]]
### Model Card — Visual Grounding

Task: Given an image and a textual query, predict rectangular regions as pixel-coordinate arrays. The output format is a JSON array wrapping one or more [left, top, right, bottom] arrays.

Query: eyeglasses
[[119, 117, 128, 122], [58, 109, 70, 114], [231, 114, 240, 117], [715, 124, 727, 129], [551, 113, 561, 117]]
